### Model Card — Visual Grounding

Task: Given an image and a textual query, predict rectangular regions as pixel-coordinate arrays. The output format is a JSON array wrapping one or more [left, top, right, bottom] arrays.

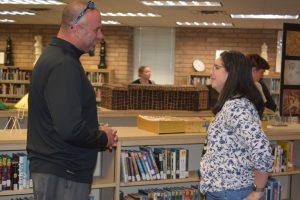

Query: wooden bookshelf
[[262, 73, 281, 107], [0, 124, 299, 199], [187, 72, 210, 86], [270, 167, 300, 176], [120, 170, 199, 187]]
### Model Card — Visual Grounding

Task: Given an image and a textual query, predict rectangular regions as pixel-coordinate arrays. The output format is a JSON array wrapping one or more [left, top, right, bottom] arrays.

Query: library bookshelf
[[0, 66, 32, 106], [0, 124, 299, 200], [84, 68, 114, 105], [0, 66, 114, 107], [187, 72, 210, 86], [262, 73, 281, 107]]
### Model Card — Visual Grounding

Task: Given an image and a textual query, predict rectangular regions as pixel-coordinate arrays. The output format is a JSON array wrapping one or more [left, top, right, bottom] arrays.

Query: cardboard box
[[137, 115, 186, 134], [137, 115, 214, 134]]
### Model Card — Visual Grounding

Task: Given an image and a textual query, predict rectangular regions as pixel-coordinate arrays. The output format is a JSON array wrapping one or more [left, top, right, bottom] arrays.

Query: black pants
[[32, 173, 91, 200]]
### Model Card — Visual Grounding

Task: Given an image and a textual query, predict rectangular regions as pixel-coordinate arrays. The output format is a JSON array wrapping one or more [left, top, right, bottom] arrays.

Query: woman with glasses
[[199, 51, 273, 200]]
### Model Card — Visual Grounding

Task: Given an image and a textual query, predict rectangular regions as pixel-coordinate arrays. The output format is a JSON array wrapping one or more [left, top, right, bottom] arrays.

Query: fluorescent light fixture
[[230, 14, 299, 19], [102, 20, 121, 25], [101, 12, 160, 17], [0, 0, 64, 5], [141, 1, 222, 7], [0, 18, 15, 22], [0, 11, 35, 15], [176, 21, 233, 27]]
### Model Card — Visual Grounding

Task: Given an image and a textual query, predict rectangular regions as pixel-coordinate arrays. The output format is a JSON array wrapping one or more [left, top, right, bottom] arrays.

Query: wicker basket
[[100, 84, 208, 111], [99, 84, 128, 110]]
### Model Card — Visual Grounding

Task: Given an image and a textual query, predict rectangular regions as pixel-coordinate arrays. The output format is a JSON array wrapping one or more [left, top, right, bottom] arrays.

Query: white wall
[[133, 27, 175, 84]]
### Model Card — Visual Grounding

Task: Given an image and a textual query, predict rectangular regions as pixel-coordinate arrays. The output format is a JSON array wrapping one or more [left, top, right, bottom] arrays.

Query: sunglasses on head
[[70, 1, 95, 29]]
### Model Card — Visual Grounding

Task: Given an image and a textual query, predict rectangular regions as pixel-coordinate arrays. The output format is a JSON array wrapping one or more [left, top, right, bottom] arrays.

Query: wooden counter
[[1, 124, 300, 149], [0, 108, 213, 118]]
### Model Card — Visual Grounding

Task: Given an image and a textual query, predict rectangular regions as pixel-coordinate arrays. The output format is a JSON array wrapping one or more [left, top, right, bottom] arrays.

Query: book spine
[[23, 154, 28, 189], [2, 155, 7, 190], [18, 153, 24, 190], [128, 156, 135, 182], [138, 152, 150, 181], [179, 149, 186, 179], [0, 156, 2, 191], [6, 156, 11, 190], [141, 152, 154, 180], [129, 152, 141, 181], [134, 152, 146, 181], [289, 141, 294, 170], [121, 151, 129, 183]]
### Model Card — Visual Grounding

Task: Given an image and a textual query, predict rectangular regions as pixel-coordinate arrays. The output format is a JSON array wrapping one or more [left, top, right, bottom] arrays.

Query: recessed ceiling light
[[0, 18, 15, 22], [230, 14, 299, 19], [176, 21, 233, 27], [0, 0, 64, 5], [101, 12, 160, 17], [102, 20, 121, 25], [141, 1, 222, 7], [0, 11, 35, 15]]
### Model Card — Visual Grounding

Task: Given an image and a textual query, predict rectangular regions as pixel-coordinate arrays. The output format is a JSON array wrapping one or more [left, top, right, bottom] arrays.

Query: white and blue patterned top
[[200, 98, 273, 193]]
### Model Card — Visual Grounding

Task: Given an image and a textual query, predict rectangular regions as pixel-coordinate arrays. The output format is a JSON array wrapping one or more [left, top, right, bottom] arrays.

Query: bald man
[[27, 1, 118, 199]]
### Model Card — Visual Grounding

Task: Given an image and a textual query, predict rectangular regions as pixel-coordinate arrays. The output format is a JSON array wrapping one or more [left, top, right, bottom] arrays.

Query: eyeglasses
[[70, 1, 95, 29], [212, 64, 224, 71]]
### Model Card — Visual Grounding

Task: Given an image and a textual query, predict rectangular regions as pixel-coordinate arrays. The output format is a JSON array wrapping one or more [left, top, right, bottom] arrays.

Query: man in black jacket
[[247, 54, 277, 112], [27, 1, 118, 199]]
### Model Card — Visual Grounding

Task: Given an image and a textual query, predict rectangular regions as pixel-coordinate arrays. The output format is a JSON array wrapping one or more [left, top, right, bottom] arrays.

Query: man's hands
[[99, 124, 118, 150]]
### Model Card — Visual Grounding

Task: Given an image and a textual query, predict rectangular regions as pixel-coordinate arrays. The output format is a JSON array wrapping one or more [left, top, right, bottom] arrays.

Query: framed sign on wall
[[280, 23, 300, 116]]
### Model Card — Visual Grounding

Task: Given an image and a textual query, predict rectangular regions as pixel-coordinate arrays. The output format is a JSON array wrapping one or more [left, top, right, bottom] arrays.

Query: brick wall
[[0, 24, 133, 84], [0, 24, 279, 85], [175, 28, 279, 85]]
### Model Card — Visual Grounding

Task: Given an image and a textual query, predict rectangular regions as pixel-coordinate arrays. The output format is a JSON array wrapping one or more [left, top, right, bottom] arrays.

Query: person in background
[[27, 1, 118, 200], [132, 65, 155, 84], [200, 51, 273, 200], [247, 54, 277, 112]]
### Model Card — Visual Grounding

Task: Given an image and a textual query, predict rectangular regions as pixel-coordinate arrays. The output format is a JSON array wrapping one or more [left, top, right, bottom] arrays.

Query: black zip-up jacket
[[259, 80, 277, 112], [27, 37, 108, 184]]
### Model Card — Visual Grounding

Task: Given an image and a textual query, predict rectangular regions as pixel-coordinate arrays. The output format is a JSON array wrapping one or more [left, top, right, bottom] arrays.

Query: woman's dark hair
[[212, 51, 265, 118], [247, 54, 270, 70]]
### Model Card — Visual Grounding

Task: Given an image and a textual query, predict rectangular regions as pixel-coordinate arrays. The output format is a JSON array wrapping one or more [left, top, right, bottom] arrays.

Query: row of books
[[121, 147, 189, 183], [122, 185, 204, 200], [86, 72, 105, 84], [271, 141, 294, 173], [0, 153, 31, 191], [0, 69, 31, 81], [264, 177, 281, 200], [191, 77, 209, 86], [270, 79, 280, 93], [0, 84, 28, 96], [10, 197, 33, 200]]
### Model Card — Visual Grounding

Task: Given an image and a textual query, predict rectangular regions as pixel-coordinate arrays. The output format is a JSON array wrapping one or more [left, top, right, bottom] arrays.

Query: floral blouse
[[200, 98, 273, 193]]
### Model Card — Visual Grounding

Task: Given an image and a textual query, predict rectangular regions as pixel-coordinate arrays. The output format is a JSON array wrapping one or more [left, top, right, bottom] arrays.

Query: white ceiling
[[1, 0, 300, 29]]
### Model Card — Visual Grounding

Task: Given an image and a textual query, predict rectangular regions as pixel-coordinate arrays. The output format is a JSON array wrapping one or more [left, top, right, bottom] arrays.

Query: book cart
[[0, 124, 299, 200]]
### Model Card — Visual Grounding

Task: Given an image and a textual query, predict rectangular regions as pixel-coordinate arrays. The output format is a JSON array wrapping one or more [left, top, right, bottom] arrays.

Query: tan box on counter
[[137, 115, 186, 134], [137, 115, 213, 134]]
